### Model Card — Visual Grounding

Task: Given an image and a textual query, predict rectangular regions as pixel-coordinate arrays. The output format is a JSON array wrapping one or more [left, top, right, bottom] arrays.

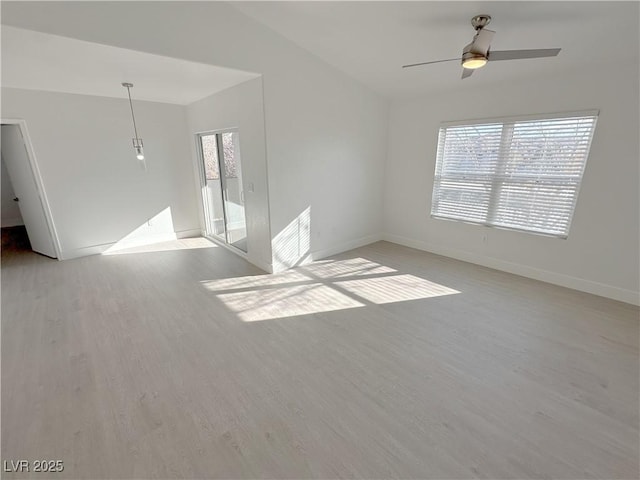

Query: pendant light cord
[[125, 85, 140, 140]]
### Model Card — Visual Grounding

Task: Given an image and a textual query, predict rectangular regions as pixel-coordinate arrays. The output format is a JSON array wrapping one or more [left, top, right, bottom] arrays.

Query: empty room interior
[[1, 1, 639, 479]]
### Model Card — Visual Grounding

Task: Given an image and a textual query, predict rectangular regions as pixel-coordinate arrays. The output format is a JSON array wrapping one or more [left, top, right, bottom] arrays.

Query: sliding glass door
[[197, 130, 247, 253]]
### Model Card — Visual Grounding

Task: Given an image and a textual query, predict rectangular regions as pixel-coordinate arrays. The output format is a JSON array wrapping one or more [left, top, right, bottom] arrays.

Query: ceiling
[[1, 2, 637, 101], [1, 26, 259, 105], [233, 1, 639, 98]]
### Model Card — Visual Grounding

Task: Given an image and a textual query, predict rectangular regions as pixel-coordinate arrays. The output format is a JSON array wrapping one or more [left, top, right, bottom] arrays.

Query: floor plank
[[2, 233, 638, 479]]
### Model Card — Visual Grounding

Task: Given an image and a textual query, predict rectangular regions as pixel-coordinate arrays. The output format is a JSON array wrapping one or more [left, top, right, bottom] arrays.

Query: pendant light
[[121, 82, 145, 162]]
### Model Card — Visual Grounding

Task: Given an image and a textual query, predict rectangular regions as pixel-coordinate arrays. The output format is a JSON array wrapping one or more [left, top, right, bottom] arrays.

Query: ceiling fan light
[[462, 56, 488, 69]]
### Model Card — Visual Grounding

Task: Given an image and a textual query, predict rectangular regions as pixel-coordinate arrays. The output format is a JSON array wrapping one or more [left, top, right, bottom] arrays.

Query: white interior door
[[1, 124, 57, 258]]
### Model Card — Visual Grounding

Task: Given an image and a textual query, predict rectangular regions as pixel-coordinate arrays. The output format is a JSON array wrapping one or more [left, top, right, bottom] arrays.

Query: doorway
[[1, 122, 59, 258], [197, 130, 247, 253]]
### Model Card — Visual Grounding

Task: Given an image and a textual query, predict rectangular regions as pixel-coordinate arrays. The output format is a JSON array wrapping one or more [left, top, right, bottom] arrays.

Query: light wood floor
[[2, 231, 638, 479]]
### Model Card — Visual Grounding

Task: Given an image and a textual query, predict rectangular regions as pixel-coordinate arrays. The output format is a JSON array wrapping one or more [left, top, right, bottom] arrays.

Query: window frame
[[430, 110, 599, 239]]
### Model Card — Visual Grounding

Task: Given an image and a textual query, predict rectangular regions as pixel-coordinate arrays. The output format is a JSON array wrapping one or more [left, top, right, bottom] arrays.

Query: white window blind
[[431, 112, 598, 238]]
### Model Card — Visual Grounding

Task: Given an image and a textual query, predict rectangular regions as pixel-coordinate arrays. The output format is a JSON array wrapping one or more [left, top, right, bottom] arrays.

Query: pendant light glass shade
[[133, 138, 144, 160], [122, 83, 145, 163]]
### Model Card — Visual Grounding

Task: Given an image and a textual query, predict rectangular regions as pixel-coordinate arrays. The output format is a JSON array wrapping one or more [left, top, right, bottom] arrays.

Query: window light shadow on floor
[[201, 257, 460, 321], [335, 274, 459, 304]]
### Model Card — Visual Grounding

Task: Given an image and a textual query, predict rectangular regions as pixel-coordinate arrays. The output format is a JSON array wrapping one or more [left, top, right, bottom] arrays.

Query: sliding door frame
[[194, 128, 248, 257]]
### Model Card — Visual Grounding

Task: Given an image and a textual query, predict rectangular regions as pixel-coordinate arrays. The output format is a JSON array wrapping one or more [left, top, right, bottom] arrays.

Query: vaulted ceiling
[[233, 1, 639, 98], [1, 2, 638, 101]]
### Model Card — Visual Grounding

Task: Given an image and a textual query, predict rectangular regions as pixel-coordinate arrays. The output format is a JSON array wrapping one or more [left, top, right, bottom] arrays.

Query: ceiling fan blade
[[489, 48, 561, 61], [470, 28, 495, 55], [462, 68, 474, 79], [402, 58, 459, 69]]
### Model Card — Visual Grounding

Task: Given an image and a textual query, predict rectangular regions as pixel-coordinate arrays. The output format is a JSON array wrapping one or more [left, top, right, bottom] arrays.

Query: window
[[201, 132, 238, 181], [201, 133, 220, 180], [431, 111, 598, 238]]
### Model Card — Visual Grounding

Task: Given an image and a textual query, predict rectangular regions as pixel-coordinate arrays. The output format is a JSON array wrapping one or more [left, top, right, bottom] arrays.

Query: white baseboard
[[248, 256, 273, 274], [270, 233, 383, 273], [60, 242, 114, 260], [311, 233, 383, 262], [1, 218, 25, 228], [382, 233, 640, 306], [59, 229, 202, 260], [193, 231, 272, 274], [176, 229, 201, 239]]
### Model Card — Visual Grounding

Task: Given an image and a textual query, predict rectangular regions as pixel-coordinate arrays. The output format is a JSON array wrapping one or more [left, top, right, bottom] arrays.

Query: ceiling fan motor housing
[[471, 14, 491, 30]]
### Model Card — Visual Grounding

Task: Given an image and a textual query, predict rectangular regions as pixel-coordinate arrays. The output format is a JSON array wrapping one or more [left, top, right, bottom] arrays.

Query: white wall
[[1, 87, 200, 259], [8, 4, 632, 303], [263, 62, 387, 270], [1, 154, 24, 227], [186, 78, 272, 272], [1, 1, 389, 271], [384, 62, 640, 304]]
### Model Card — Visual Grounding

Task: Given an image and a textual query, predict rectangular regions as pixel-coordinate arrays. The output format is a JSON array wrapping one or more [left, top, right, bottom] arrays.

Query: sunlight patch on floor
[[202, 257, 460, 321], [336, 274, 460, 304], [103, 237, 216, 255], [217, 284, 364, 321], [301, 257, 397, 278]]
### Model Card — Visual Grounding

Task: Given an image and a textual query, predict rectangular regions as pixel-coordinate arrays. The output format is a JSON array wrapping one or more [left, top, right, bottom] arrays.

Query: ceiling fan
[[403, 14, 561, 79]]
